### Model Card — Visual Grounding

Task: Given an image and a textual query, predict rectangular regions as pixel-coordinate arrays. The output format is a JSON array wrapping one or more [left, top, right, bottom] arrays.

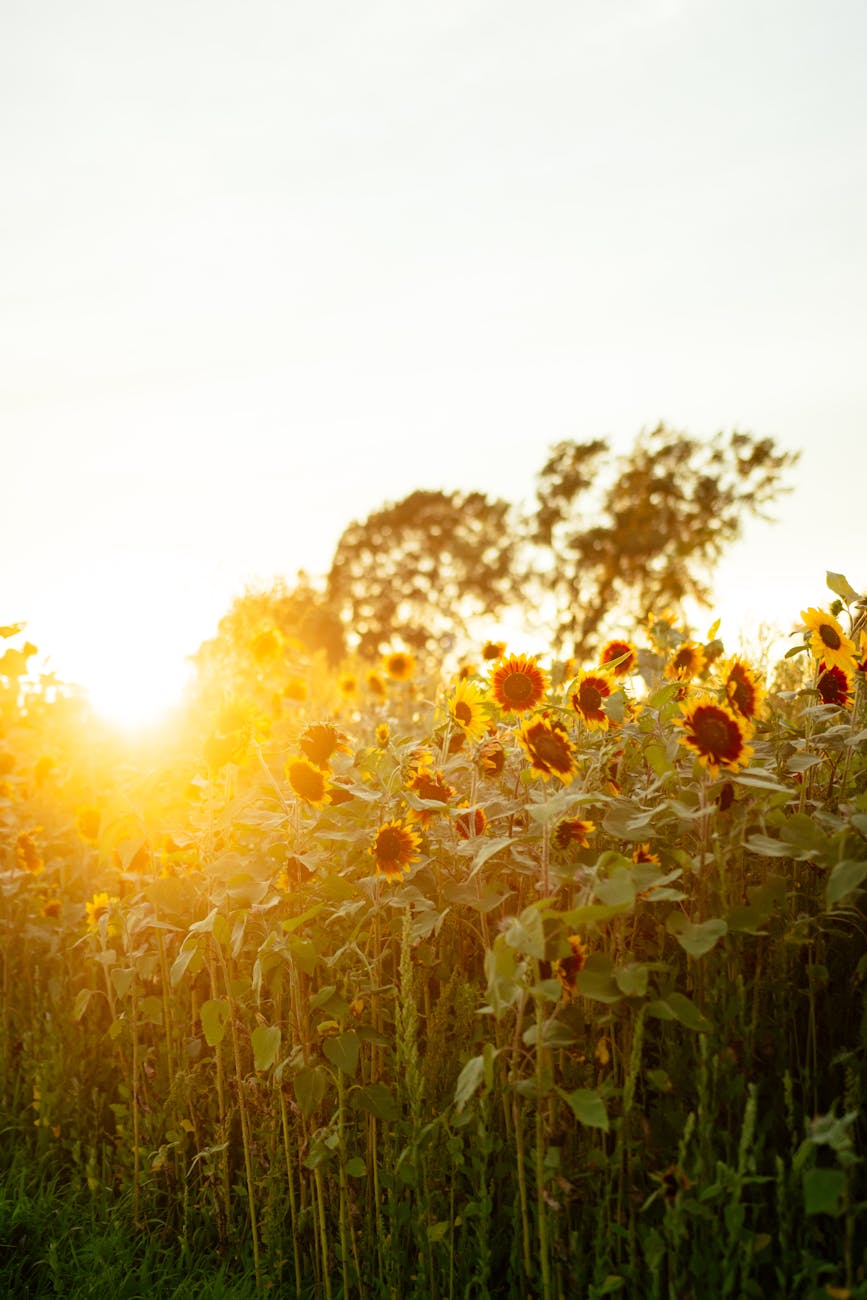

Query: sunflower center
[[504, 671, 534, 703], [454, 701, 473, 725], [532, 732, 569, 767], [819, 623, 842, 650], [695, 714, 737, 757], [580, 683, 603, 712], [377, 828, 403, 861]]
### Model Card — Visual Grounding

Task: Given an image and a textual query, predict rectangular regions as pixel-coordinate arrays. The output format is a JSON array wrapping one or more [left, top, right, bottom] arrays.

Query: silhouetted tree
[[326, 489, 518, 658], [531, 424, 798, 656]]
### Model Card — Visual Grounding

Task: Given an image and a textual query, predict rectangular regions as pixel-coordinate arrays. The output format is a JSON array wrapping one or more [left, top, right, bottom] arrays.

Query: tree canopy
[[199, 424, 798, 670]]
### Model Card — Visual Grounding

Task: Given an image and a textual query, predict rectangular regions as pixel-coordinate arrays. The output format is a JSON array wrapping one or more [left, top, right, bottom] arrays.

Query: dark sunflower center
[[819, 623, 841, 650], [532, 731, 569, 768], [580, 683, 603, 712], [454, 701, 473, 725], [504, 671, 534, 702], [695, 713, 738, 758], [377, 828, 403, 861], [291, 764, 325, 799]]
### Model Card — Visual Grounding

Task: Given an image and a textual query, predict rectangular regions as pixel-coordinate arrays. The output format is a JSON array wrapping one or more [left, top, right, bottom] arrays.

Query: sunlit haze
[[3, 0, 866, 718]]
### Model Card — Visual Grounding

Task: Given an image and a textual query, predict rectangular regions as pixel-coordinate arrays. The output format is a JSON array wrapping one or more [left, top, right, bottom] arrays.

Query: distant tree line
[[195, 423, 797, 675]]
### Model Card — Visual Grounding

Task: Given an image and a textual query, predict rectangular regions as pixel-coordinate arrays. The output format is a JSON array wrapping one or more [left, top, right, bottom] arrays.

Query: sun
[[81, 646, 192, 732]]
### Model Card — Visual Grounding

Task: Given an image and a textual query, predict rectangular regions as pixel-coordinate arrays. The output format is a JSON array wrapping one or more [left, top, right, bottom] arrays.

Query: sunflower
[[283, 677, 308, 703], [366, 671, 387, 698], [458, 661, 479, 680], [555, 935, 588, 998], [490, 654, 548, 714], [482, 640, 506, 661], [664, 642, 707, 682], [632, 842, 661, 866], [85, 891, 119, 932], [801, 608, 856, 672], [76, 806, 102, 842], [517, 714, 578, 784], [285, 757, 331, 808], [569, 669, 616, 730], [456, 803, 488, 839], [477, 737, 506, 776], [299, 722, 351, 771], [369, 820, 422, 882], [552, 817, 595, 851], [338, 672, 358, 698], [15, 831, 43, 875], [375, 722, 390, 747], [816, 662, 852, 708], [599, 639, 638, 677], [385, 650, 415, 681], [446, 678, 490, 743], [721, 657, 765, 720], [677, 697, 754, 775], [407, 766, 456, 824], [41, 898, 62, 919]]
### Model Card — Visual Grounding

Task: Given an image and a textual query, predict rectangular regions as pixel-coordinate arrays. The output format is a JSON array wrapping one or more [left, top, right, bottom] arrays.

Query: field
[[1, 588, 866, 1299]]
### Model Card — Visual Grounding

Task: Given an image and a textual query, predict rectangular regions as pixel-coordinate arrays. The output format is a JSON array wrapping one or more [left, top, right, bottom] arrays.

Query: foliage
[[531, 424, 799, 657], [1, 572, 866, 1299], [326, 488, 518, 658], [322, 426, 797, 662]]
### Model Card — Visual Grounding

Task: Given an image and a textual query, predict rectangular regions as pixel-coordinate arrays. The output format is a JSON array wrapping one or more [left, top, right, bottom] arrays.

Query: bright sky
[[2, 0, 866, 725]]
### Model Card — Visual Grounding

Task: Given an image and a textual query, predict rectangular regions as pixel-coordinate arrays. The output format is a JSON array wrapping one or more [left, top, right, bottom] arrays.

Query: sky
[[2, 0, 866, 725]]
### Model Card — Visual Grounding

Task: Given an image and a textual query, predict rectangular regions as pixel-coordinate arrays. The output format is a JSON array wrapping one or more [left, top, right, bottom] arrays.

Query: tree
[[531, 424, 798, 657], [326, 489, 518, 658]]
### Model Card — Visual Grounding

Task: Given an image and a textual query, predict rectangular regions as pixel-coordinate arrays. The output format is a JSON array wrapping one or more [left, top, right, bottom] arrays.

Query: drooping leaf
[[666, 914, 727, 958], [559, 1086, 609, 1132]]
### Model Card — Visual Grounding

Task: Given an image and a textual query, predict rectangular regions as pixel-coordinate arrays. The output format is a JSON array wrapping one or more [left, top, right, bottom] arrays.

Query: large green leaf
[[323, 1031, 360, 1077], [294, 1065, 328, 1117], [559, 1087, 609, 1132], [666, 914, 727, 958], [826, 859, 867, 907], [251, 1024, 281, 1071], [354, 1082, 400, 1122], [200, 998, 231, 1047], [803, 1167, 845, 1216]]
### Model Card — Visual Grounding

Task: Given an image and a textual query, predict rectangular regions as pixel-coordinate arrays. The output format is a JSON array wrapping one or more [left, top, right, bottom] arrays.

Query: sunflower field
[[1, 579, 866, 1299]]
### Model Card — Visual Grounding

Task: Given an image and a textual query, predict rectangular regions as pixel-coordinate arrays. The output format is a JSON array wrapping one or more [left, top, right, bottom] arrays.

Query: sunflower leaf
[[826, 571, 861, 604]]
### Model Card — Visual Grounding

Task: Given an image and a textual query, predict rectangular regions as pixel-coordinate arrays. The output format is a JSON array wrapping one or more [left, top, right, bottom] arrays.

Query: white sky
[[2, 0, 866, 723]]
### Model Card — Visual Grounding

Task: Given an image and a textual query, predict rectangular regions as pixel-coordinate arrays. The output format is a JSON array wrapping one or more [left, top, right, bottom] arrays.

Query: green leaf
[[726, 876, 786, 933], [575, 954, 623, 1004], [427, 1220, 450, 1243], [826, 859, 867, 907], [666, 914, 727, 958], [594, 866, 637, 908], [170, 938, 200, 987], [659, 991, 713, 1033], [138, 995, 163, 1026], [484, 935, 524, 1018], [294, 1065, 328, 1117], [454, 1054, 486, 1113], [559, 1086, 609, 1133], [200, 998, 231, 1047], [110, 968, 134, 1000], [251, 1024, 281, 1072], [826, 571, 861, 604], [280, 904, 326, 934], [559, 902, 632, 928], [504, 905, 546, 959], [345, 1156, 367, 1178], [323, 1031, 360, 1077], [73, 988, 94, 1022], [803, 1166, 845, 1216], [615, 963, 649, 998], [354, 1082, 400, 1122]]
